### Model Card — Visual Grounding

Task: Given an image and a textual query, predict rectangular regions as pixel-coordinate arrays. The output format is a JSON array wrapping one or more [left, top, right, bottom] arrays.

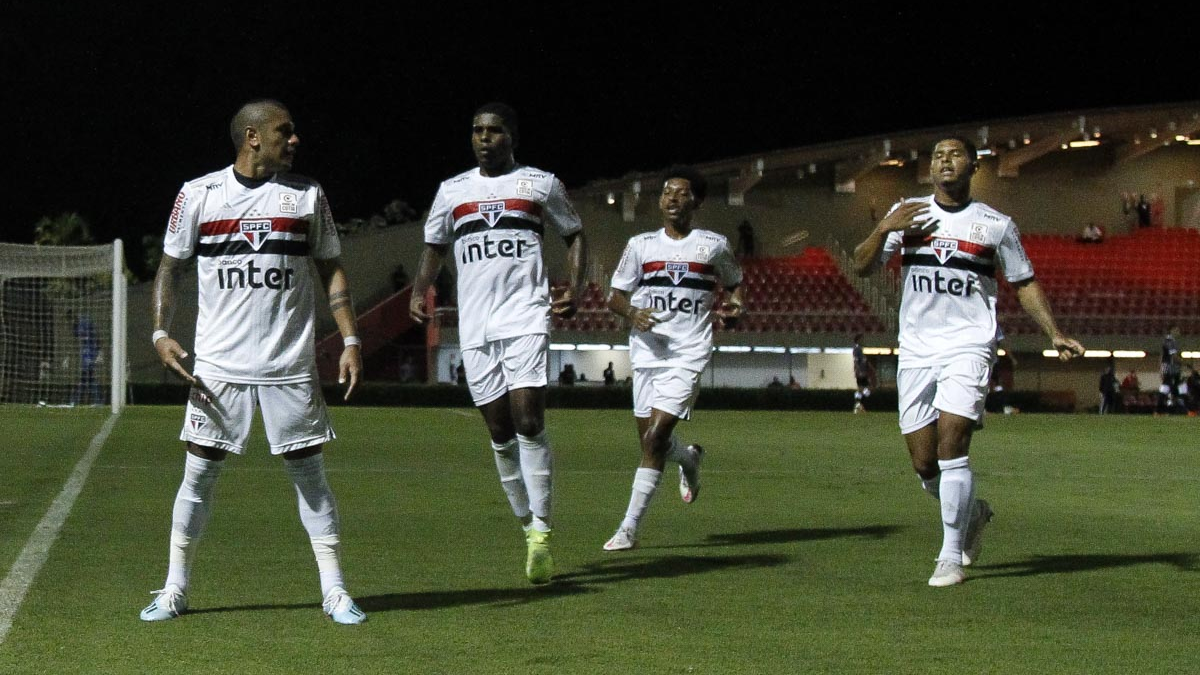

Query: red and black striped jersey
[[611, 228, 741, 372], [163, 166, 340, 384], [880, 196, 1033, 367], [424, 165, 582, 349]]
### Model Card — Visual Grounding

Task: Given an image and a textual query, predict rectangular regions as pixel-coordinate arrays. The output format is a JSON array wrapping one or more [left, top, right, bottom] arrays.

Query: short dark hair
[[473, 102, 519, 143], [662, 165, 708, 204], [231, 99, 288, 151], [936, 136, 978, 163]]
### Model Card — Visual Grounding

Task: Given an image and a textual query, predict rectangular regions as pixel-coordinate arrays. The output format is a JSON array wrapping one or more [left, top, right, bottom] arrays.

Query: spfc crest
[[931, 238, 958, 264], [240, 219, 273, 250], [665, 262, 690, 285], [478, 201, 506, 226], [189, 412, 207, 431]]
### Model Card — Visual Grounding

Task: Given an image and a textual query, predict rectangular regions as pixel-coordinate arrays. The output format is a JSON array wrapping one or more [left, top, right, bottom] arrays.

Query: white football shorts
[[180, 379, 335, 455], [461, 334, 549, 406], [897, 357, 991, 434], [633, 366, 702, 420]]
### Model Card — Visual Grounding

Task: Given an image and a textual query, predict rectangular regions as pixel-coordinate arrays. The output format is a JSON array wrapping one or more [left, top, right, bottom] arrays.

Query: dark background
[[2, 2, 1193, 272]]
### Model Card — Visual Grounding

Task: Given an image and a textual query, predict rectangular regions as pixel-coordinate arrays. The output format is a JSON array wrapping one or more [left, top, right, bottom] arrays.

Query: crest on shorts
[[189, 412, 207, 432], [665, 261, 690, 285], [931, 238, 958, 264], [239, 219, 273, 250], [478, 201, 506, 226]]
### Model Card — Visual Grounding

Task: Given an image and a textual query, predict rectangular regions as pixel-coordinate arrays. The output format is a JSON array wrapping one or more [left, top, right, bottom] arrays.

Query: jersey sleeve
[[162, 185, 201, 259], [610, 239, 642, 293], [424, 184, 454, 245], [544, 177, 584, 237], [309, 184, 342, 260], [996, 219, 1034, 283], [712, 237, 743, 288]]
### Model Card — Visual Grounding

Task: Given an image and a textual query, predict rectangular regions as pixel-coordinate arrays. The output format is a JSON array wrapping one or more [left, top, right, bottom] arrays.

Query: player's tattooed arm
[[151, 253, 198, 385], [315, 257, 363, 399]]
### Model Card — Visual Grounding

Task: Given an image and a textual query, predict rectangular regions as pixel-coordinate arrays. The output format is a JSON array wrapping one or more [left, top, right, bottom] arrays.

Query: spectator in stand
[[1078, 222, 1104, 244], [559, 364, 577, 386], [736, 219, 756, 258], [767, 375, 784, 388], [1099, 363, 1119, 414], [603, 362, 616, 386], [788, 375, 802, 390], [1136, 194, 1152, 228]]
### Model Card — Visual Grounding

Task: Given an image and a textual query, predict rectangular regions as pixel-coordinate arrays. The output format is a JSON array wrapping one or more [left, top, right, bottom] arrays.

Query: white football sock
[[619, 468, 663, 533], [285, 453, 345, 597], [492, 438, 531, 520], [165, 452, 224, 591], [936, 457, 973, 563], [517, 432, 554, 532]]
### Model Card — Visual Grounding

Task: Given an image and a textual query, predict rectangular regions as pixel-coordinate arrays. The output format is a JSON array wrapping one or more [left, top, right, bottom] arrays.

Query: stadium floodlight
[[575, 343, 611, 351], [0, 241, 127, 413]]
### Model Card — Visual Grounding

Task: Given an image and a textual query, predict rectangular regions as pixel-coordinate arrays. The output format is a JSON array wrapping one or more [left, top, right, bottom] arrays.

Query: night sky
[[3, 3, 1193, 274]]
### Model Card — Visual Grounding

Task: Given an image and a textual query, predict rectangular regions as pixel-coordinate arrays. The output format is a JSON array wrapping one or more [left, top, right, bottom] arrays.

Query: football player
[[852, 136, 1083, 586]]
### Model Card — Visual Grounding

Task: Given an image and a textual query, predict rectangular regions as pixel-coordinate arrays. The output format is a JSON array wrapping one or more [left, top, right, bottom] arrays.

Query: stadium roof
[[578, 101, 1200, 202]]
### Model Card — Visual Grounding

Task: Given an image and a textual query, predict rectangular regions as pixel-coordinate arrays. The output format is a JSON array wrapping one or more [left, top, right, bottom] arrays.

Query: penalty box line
[[0, 413, 117, 645]]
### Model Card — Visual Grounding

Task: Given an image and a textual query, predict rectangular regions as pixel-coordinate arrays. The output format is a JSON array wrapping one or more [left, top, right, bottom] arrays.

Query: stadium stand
[[995, 228, 1200, 337]]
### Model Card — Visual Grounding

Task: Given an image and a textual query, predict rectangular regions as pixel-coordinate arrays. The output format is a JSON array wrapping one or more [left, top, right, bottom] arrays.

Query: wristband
[[152, 329, 169, 345], [343, 336, 362, 348]]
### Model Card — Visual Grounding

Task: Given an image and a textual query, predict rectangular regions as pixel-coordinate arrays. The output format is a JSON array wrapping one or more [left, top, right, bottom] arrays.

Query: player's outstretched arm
[[151, 253, 197, 385], [1014, 278, 1084, 361], [409, 244, 448, 324], [316, 257, 362, 400], [852, 201, 932, 276], [608, 288, 658, 332]]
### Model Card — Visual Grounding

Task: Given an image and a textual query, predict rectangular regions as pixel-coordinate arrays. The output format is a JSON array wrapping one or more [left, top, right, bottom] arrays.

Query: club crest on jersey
[[478, 201, 506, 226], [516, 179, 533, 197], [240, 219, 273, 250], [931, 238, 958, 264], [665, 262, 690, 285]]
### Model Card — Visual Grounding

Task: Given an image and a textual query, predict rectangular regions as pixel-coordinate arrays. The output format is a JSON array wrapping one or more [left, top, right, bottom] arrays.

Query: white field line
[[0, 413, 117, 645]]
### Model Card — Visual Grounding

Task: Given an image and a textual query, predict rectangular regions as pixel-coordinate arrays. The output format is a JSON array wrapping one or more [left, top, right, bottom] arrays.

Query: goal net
[[0, 241, 127, 412]]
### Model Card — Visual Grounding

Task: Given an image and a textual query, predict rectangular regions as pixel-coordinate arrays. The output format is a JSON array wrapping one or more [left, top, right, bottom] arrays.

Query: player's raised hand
[[550, 285, 578, 319], [155, 337, 197, 385], [1052, 334, 1085, 361], [339, 344, 362, 400], [878, 200, 933, 234]]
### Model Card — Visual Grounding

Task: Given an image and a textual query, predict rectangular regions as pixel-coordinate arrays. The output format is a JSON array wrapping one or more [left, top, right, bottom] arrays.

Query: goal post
[[0, 241, 127, 413]]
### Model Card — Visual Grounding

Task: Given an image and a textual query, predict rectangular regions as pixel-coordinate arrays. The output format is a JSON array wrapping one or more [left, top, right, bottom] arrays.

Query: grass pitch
[[0, 405, 1196, 674]]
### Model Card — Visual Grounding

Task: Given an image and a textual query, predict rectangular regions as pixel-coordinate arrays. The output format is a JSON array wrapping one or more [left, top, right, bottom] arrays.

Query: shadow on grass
[[972, 552, 1199, 579], [653, 525, 903, 549], [352, 553, 789, 613]]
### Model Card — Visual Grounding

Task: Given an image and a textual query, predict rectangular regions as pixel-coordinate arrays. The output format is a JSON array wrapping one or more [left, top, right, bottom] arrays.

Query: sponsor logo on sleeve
[[931, 238, 958, 264], [168, 192, 187, 234]]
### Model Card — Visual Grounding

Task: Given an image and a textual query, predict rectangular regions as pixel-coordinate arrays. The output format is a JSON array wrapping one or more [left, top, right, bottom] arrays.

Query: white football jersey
[[425, 165, 583, 349], [880, 196, 1034, 367], [611, 228, 742, 372], [163, 166, 340, 383]]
